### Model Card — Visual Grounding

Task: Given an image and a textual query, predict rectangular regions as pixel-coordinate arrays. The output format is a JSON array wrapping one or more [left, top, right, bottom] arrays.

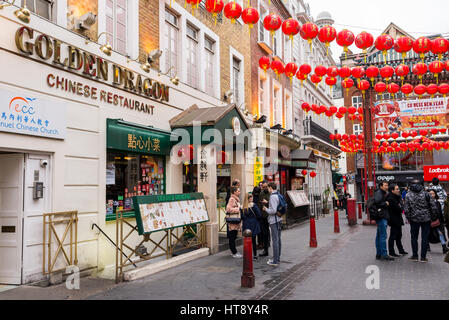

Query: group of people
[[225, 179, 283, 267], [373, 178, 449, 263]]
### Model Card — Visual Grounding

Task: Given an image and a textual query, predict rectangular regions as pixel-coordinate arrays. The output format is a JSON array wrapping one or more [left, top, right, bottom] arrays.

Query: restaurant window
[[106, 152, 166, 216], [164, 9, 179, 77], [204, 36, 215, 96], [186, 24, 199, 88], [106, 0, 127, 55], [26, 0, 53, 20]]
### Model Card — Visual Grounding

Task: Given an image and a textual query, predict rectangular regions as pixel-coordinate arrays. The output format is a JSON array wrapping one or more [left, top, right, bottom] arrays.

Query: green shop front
[[106, 119, 172, 221]]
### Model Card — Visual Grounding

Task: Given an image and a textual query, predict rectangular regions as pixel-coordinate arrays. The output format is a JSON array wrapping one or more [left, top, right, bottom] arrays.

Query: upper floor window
[[352, 96, 363, 108], [106, 0, 127, 55], [164, 9, 179, 77], [186, 24, 199, 88], [20, 0, 53, 20], [258, 6, 267, 43], [232, 57, 241, 105], [353, 124, 363, 136], [204, 37, 215, 96]]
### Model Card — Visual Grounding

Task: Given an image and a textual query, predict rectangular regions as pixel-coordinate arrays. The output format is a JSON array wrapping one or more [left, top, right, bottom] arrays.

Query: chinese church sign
[[107, 119, 171, 155]]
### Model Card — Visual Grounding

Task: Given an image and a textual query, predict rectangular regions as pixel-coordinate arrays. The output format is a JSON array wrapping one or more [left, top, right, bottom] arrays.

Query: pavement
[[1, 211, 448, 300]]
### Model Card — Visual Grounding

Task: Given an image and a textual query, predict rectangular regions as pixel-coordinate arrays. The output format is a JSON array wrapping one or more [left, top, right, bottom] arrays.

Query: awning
[[107, 119, 172, 155]]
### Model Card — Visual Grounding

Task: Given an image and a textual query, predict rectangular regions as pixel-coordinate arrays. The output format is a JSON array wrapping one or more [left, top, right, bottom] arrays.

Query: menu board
[[133, 193, 210, 235], [287, 190, 310, 207]]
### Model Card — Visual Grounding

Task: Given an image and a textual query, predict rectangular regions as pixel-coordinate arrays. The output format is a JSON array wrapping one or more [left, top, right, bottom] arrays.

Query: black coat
[[374, 189, 389, 221], [386, 192, 404, 227]]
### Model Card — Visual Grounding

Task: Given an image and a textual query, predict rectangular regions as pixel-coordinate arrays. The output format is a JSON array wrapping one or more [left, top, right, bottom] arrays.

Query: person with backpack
[[372, 181, 395, 261], [241, 193, 262, 260], [404, 179, 433, 263], [262, 182, 286, 267]]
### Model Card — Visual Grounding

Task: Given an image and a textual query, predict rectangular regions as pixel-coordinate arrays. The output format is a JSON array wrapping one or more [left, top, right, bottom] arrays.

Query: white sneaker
[[232, 253, 242, 258]]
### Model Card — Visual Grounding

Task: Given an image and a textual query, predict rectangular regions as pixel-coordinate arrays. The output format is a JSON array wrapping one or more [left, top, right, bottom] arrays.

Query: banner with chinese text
[[254, 156, 264, 186]]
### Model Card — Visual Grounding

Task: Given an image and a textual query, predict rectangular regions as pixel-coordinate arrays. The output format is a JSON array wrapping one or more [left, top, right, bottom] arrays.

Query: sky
[[306, 0, 449, 63]]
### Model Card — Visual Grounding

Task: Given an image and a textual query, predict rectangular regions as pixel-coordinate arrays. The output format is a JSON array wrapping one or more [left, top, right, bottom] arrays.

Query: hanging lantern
[[206, 0, 224, 25], [241, 7, 259, 32], [355, 31, 374, 62], [336, 29, 355, 58], [374, 82, 387, 94], [357, 114, 363, 122], [296, 71, 307, 87], [420, 129, 429, 137], [357, 80, 370, 98], [387, 83, 400, 100], [402, 132, 409, 139], [325, 76, 337, 90], [329, 106, 338, 114], [414, 84, 427, 99], [395, 64, 410, 85], [394, 36, 413, 63], [347, 106, 357, 115], [375, 134, 383, 140], [310, 74, 322, 88], [413, 37, 432, 62], [301, 102, 311, 113], [259, 56, 270, 73], [401, 83, 414, 98], [318, 25, 337, 56], [271, 60, 284, 79], [427, 84, 438, 98], [335, 113, 344, 119], [281, 18, 300, 41], [315, 65, 327, 77], [338, 106, 347, 115], [410, 130, 418, 138], [325, 109, 334, 118], [310, 171, 317, 178], [383, 133, 391, 140], [438, 83, 449, 97], [300, 22, 319, 52], [440, 129, 447, 134], [327, 66, 339, 78], [391, 132, 399, 140], [284, 62, 298, 81], [301, 169, 308, 176], [380, 65, 394, 83], [338, 66, 351, 80], [299, 63, 312, 76], [412, 62, 428, 84], [263, 13, 282, 38], [342, 78, 354, 96], [431, 128, 439, 135], [366, 66, 379, 86], [224, 1, 242, 24], [330, 134, 336, 140], [311, 104, 318, 113], [429, 61, 444, 84], [375, 34, 394, 63], [431, 37, 449, 61], [351, 66, 365, 84]]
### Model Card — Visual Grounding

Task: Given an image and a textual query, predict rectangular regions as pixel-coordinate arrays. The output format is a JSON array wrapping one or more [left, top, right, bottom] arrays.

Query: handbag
[[226, 217, 241, 224], [431, 219, 441, 228]]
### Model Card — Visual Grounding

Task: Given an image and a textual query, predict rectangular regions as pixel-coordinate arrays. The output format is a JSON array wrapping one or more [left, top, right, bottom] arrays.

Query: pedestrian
[[374, 181, 394, 261], [257, 181, 271, 257], [225, 186, 242, 258], [241, 194, 262, 260], [444, 196, 449, 237], [252, 184, 262, 249], [429, 178, 447, 211], [428, 189, 449, 254], [262, 182, 283, 267], [401, 187, 408, 201], [404, 179, 433, 263], [225, 179, 240, 206], [386, 184, 408, 257]]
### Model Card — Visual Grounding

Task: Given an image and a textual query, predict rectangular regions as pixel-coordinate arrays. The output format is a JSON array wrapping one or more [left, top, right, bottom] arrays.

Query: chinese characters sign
[[373, 97, 449, 134], [254, 156, 264, 186], [199, 147, 208, 183], [0, 88, 66, 139]]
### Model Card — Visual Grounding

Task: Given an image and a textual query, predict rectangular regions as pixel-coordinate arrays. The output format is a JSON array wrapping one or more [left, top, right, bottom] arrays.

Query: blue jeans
[[376, 219, 388, 257], [269, 222, 282, 264], [410, 221, 431, 259], [438, 229, 446, 245]]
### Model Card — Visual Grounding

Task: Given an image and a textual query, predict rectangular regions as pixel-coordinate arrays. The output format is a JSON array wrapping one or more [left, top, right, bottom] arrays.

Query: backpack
[[277, 194, 288, 216], [367, 198, 380, 221]]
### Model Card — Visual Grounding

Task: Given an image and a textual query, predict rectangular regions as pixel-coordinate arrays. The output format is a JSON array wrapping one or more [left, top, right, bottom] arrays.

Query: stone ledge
[[123, 248, 210, 281]]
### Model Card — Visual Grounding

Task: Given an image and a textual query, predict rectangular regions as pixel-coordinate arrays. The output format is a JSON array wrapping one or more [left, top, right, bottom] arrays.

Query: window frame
[[105, 0, 128, 55]]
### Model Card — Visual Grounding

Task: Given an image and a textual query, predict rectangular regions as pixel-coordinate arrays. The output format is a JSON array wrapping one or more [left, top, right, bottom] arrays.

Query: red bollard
[[358, 203, 363, 220], [347, 199, 357, 226], [241, 230, 255, 288], [334, 208, 340, 233], [310, 217, 318, 248]]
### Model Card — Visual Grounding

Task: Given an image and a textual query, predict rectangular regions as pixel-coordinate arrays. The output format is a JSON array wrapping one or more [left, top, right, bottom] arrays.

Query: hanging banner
[[254, 156, 264, 186], [373, 97, 449, 134]]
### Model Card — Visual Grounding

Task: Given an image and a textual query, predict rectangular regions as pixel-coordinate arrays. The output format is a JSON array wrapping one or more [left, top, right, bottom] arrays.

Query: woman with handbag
[[226, 186, 242, 258], [429, 189, 449, 254], [241, 194, 262, 261]]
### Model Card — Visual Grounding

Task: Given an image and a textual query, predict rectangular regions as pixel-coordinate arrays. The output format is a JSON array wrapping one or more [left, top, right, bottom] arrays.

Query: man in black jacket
[[374, 181, 395, 261], [404, 179, 433, 263], [387, 184, 408, 257], [257, 181, 271, 257]]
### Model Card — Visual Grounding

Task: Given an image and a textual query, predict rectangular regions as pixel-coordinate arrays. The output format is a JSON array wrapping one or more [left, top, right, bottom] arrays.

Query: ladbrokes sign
[[14, 26, 169, 113], [424, 165, 449, 182]]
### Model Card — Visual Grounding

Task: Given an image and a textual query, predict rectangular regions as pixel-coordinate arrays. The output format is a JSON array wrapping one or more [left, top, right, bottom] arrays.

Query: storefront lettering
[[15, 26, 169, 105], [127, 134, 161, 152]]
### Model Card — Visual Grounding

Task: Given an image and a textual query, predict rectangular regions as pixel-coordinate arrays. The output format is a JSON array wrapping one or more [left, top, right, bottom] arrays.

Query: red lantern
[[402, 132, 409, 139], [205, 0, 224, 25], [338, 66, 352, 80], [391, 132, 399, 140], [427, 84, 438, 98], [355, 31, 374, 56], [357, 80, 370, 98], [387, 83, 400, 99], [335, 113, 344, 119], [315, 65, 327, 77], [284, 62, 298, 79], [429, 61, 444, 83], [374, 82, 387, 94], [301, 170, 308, 176], [336, 29, 355, 55], [327, 66, 339, 78], [263, 13, 282, 37], [431, 37, 449, 61], [394, 36, 413, 62], [241, 7, 259, 30], [375, 34, 394, 63], [310, 74, 322, 87], [431, 128, 439, 135], [366, 66, 379, 86], [413, 37, 432, 61], [300, 64, 312, 76], [395, 64, 410, 83], [325, 76, 337, 88], [329, 106, 338, 114], [338, 106, 347, 115], [383, 133, 391, 140], [420, 130, 429, 137], [223, 1, 242, 24], [357, 114, 363, 122], [376, 134, 383, 140], [318, 25, 337, 55], [348, 106, 357, 115], [351, 66, 365, 82], [412, 62, 427, 84], [445, 61, 449, 72], [414, 84, 427, 99], [410, 131, 418, 138], [310, 171, 317, 178], [300, 22, 319, 51], [271, 60, 284, 77], [296, 72, 307, 86], [259, 56, 270, 72], [311, 104, 318, 113], [380, 65, 394, 82], [342, 78, 354, 96], [282, 18, 300, 41], [301, 102, 311, 113], [325, 109, 334, 118], [438, 83, 449, 97], [401, 83, 414, 97]]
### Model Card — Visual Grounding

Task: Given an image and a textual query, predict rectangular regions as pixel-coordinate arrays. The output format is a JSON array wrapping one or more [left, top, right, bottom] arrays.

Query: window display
[[106, 151, 165, 217]]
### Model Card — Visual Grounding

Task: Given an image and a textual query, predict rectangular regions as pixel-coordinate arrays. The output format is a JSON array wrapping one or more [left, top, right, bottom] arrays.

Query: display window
[[106, 151, 166, 217]]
